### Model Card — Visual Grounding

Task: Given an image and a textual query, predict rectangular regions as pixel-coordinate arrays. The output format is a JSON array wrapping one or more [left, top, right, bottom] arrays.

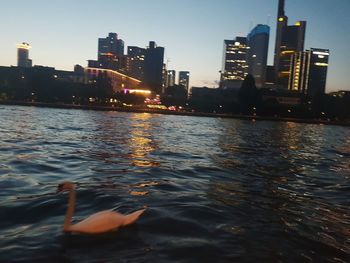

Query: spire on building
[[278, 0, 285, 17]]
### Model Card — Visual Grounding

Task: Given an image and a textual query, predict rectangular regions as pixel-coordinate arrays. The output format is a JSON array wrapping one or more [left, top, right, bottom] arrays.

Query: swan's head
[[57, 181, 76, 193]]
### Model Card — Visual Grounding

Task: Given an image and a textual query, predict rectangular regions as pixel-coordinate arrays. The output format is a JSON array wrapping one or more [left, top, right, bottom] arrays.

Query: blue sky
[[1, 0, 349, 92]]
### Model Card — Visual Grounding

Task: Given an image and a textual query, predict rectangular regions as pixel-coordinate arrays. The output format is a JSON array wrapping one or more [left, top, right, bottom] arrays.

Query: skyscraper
[[289, 48, 330, 98], [166, 70, 176, 87], [274, 0, 306, 87], [127, 46, 146, 80], [274, 0, 288, 76], [307, 48, 329, 97], [97, 33, 125, 70], [178, 71, 190, 93], [144, 41, 164, 94], [247, 24, 270, 88], [220, 37, 249, 88], [17, 42, 32, 68], [98, 33, 124, 59]]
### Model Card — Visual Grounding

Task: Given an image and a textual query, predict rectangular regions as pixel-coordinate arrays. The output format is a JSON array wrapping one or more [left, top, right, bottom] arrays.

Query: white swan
[[57, 182, 146, 234]]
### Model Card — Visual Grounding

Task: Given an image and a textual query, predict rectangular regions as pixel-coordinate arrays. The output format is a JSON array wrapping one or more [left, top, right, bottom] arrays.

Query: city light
[[315, 62, 328, 67], [312, 51, 329, 56], [147, 104, 167, 110], [16, 42, 31, 50], [123, 89, 151, 94]]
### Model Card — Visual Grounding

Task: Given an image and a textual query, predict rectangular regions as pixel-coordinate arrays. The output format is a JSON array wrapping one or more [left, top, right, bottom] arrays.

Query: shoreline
[[1, 100, 349, 127]]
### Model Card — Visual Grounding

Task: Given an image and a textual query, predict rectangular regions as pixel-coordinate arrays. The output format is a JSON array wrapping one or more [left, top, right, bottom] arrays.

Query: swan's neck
[[64, 187, 76, 231]]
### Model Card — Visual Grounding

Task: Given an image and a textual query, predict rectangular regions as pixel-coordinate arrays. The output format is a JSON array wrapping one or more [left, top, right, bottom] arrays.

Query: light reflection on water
[[0, 105, 349, 262], [129, 113, 159, 168]]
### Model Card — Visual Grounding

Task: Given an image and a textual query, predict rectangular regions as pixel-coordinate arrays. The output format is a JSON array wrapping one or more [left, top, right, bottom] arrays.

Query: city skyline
[[1, 0, 349, 92]]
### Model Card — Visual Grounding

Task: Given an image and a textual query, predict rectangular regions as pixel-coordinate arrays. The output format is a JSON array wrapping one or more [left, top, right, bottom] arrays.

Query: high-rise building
[[144, 41, 164, 94], [126, 46, 146, 80], [307, 48, 329, 97], [274, 0, 288, 77], [220, 37, 249, 88], [274, 0, 306, 87], [166, 70, 176, 87], [178, 71, 190, 93], [247, 24, 270, 88], [289, 48, 330, 98], [288, 51, 308, 94], [98, 32, 124, 58], [96, 33, 125, 70], [17, 42, 32, 68]]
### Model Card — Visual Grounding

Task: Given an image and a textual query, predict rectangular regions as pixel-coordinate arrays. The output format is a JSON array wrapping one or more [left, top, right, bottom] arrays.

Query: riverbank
[[1, 100, 349, 127]]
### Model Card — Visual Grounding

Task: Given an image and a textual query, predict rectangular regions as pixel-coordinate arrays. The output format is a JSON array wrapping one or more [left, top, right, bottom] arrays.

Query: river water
[[0, 105, 349, 262]]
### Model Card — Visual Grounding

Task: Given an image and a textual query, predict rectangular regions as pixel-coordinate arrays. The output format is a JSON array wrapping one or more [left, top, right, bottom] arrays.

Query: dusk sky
[[1, 0, 349, 92]]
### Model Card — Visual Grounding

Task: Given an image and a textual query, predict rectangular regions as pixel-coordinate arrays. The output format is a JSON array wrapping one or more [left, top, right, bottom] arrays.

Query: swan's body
[[57, 182, 146, 234]]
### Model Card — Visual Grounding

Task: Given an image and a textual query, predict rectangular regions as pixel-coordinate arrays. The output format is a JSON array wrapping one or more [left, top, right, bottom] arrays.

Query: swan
[[57, 181, 146, 234]]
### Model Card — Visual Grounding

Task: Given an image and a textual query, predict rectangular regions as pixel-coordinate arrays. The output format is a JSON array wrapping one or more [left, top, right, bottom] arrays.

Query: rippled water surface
[[0, 105, 349, 262]]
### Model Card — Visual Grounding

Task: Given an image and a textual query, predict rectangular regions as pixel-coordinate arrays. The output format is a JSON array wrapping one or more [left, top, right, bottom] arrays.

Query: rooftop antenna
[[166, 58, 170, 70]]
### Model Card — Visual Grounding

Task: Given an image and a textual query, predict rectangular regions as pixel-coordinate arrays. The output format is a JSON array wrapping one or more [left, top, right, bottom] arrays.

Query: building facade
[[220, 37, 249, 89], [274, 0, 306, 88], [143, 41, 164, 94], [288, 48, 330, 97], [85, 67, 141, 93], [274, 0, 288, 79], [247, 24, 270, 88], [166, 70, 176, 87], [126, 46, 146, 80], [88, 33, 126, 71], [98, 32, 124, 59], [178, 71, 190, 94], [17, 42, 32, 68]]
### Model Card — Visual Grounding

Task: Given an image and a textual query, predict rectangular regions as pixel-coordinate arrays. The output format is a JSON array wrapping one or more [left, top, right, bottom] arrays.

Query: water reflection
[[129, 113, 159, 168], [1, 106, 349, 262], [209, 119, 350, 258]]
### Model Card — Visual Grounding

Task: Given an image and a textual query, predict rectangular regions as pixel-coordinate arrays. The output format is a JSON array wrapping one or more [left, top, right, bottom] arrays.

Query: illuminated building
[[307, 49, 330, 97], [288, 48, 330, 97], [274, 0, 288, 78], [178, 71, 190, 94], [247, 24, 270, 88], [143, 41, 164, 94], [162, 64, 167, 93], [166, 70, 176, 87], [127, 46, 145, 80], [88, 33, 125, 70], [17, 42, 32, 68], [98, 32, 124, 59], [85, 67, 141, 93], [89, 37, 164, 94], [273, 0, 306, 87], [220, 37, 249, 89]]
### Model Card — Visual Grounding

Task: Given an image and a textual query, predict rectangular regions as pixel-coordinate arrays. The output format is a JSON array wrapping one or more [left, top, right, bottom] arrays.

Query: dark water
[[0, 105, 349, 262]]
